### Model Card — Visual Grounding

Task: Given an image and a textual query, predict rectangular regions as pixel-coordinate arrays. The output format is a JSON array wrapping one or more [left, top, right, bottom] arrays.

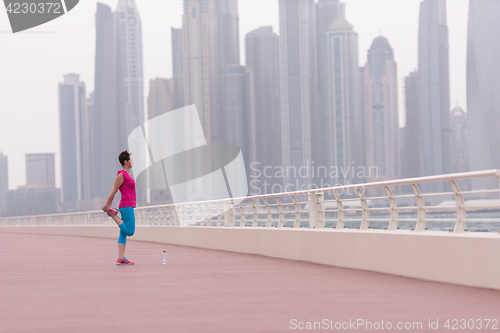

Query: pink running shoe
[[107, 208, 119, 217], [116, 258, 134, 265]]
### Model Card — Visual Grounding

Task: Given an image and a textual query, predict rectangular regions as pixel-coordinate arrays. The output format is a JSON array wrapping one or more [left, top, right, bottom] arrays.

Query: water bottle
[[162, 251, 167, 265]]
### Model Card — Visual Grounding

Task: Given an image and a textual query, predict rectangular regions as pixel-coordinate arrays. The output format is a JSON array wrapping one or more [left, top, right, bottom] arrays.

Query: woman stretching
[[102, 150, 136, 265]]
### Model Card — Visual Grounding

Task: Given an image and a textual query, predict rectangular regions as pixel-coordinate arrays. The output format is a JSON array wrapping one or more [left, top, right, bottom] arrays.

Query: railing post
[[308, 192, 325, 228], [356, 189, 370, 229], [171, 205, 182, 226], [291, 195, 301, 228], [141, 208, 148, 226], [156, 207, 161, 225], [204, 203, 211, 226], [276, 197, 285, 228], [167, 205, 175, 225], [263, 198, 272, 227], [249, 199, 258, 227], [216, 203, 223, 226], [224, 200, 235, 227], [332, 190, 345, 229], [196, 204, 203, 226], [318, 192, 325, 228], [188, 204, 195, 226], [308, 191, 316, 228], [450, 180, 466, 232], [140, 208, 147, 226], [384, 186, 399, 230], [166, 206, 172, 225], [239, 203, 246, 227], [411, 184, 426, 231]]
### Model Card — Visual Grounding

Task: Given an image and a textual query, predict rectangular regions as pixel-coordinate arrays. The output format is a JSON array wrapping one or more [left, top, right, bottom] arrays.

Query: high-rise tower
[[58, 74, 93, 207], [418, 0, 452, 185], [316, 0, 345, 183], [450, 105, 470, 175], [146, 78, 178, 205], [182, 0, 222, 144], [172, 27, 184, 110], [218, 0, 240, 67], [25, 154, 56, 188], [245, 26, 281, 194], [115, 0, 145, 133], [467, 0, 500, 182], [403, 71, 420, 179], [93, 1, 146, 204], [324, 18, 362, 185], [363, 37, 400, 185], [93, 2, 126, 199], [223, 65, 255, 194], [279, 0, 318, 189], [115, 0, 147, 205]]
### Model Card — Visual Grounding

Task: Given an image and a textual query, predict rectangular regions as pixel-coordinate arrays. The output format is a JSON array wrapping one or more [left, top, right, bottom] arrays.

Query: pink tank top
[[118, 170, 136, 208]]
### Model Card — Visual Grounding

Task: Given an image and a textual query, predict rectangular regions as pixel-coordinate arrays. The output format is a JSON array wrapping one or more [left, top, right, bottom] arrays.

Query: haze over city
[[0, 0, 469, 191]]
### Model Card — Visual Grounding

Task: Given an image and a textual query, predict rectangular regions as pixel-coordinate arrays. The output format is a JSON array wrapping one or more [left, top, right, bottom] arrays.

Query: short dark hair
[[119, 150, 132, 166]]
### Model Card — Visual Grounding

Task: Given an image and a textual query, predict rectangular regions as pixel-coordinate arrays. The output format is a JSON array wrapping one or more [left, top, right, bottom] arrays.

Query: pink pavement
[[0, 233, 499, 332]]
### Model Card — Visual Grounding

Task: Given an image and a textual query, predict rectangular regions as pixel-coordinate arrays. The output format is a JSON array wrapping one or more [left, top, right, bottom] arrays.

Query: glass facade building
[[467, 0, 500, 177]]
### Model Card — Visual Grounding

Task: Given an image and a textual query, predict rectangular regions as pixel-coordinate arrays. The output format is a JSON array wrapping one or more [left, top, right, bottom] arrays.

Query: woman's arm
[[102, 173, 124, 212]]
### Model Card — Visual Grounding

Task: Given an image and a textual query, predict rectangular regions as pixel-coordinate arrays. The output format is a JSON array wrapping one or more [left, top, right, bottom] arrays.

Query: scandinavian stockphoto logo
[[3, 0, 79, 33], [129, 105, 249, 226]]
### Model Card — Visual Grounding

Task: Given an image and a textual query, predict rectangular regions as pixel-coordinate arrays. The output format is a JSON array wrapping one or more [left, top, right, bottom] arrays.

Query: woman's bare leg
[[110, 215, 124, 226], [118, 243, 126, 259]]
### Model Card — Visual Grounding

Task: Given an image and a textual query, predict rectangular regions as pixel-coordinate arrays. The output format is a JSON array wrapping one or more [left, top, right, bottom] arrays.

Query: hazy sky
[[0, 0, 469, 190]]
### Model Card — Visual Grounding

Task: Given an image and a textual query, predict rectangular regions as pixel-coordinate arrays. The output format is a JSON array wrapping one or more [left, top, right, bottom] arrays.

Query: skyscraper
[[182, 0, 222, 144], [58, 74, 93, 208], [316, 0, 345, 67], [363, 37, 400, 185], [218, 0, 240, 67], [181, 0, 224, 202], [92, 1, 146, 204], [324, 18, 362, 185], [0, 152, 8, 216], [450, 105, 469, 174], [403, 71, 421, 179], [146, 78, 178, 205], [87, 92, 94, 159], [93, 2, 126, 200], [148, 78, 179, 118], [418, 0, 452, 185], [218, 0, 241, 158], [25, 153, 56, 188], [316, 0, 345, 183], [224, 65, 253, 149], [171, 27, 184, 110], [116, 0, 147, 205], [279, 0, 318, 189], [116, 0, 145, 134], [245, 26, 281, 194], [467, 0, 500, 180], [172, 28, 183, 79], [223, 65, 255, 193]]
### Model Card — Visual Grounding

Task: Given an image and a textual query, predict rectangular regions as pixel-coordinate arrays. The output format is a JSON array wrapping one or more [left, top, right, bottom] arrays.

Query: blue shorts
[[118, 207, 135, 245]]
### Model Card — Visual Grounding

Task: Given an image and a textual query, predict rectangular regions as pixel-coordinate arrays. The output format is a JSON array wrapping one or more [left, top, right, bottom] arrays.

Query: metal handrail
[[1, 170, 500, 233]]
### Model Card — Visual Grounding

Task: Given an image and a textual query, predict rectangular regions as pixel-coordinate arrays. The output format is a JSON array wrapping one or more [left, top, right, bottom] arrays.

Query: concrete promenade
[[1, 233, 499, 332]]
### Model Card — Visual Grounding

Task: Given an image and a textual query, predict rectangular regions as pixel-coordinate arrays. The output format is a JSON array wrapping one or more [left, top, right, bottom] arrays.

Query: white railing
[[1, 170, 500, 233]]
